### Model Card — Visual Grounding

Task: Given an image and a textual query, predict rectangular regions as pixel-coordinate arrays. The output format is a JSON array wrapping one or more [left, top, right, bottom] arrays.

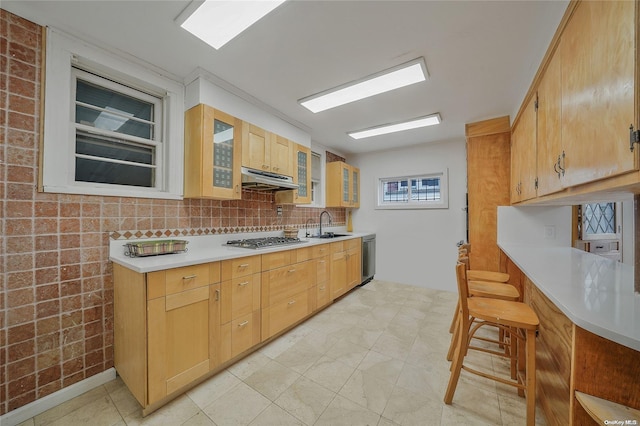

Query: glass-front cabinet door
[[351, 167, 360, 208], [184, 104, 241, 199], [295, 145, 312, 204]]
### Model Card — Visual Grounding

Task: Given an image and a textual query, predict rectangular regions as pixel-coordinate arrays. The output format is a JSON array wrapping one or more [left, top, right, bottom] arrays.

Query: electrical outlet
[[276, 206, 283, 217], [544, 225, 556, 239]]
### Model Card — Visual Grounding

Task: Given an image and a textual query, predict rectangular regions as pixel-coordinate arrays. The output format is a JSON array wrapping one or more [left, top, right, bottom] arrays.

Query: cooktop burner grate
[[225, 236, 304, 249]]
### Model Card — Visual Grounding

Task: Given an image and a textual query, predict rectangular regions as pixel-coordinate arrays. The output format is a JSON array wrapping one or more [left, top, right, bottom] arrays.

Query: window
[[376, 170, 448, 209], [42, 28, 184, 199], [73, 69, 161, 188], [580, 202, 621, 240]]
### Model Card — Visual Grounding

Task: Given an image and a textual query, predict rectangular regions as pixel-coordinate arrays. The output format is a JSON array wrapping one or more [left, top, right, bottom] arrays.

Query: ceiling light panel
[[348, 113, 441, 140], [180, 0, 286, 50], [299, 58, 428, 113]]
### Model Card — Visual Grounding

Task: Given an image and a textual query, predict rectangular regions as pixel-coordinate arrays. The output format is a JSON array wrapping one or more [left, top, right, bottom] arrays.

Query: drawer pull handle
[[182, 274, 197, 280], [288, 300, 296, 305], [319, 286, 325, 291], [238, 281, 249, 287], [318, 260, 325, 264], [288, 269, 296, 273], [238, 320, 249, 327], [238, 263, 250, 268], [215, 289, 220, 301]]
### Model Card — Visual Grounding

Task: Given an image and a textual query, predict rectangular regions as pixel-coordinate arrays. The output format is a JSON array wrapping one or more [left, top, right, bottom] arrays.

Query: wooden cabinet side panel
[[113, 264, 148, 406], [572, 325, 640, 424], [524, 277, 572, 425], [147, 297, 167, 405], [467, 131, 511, 271], [184, 104, 205, 198]]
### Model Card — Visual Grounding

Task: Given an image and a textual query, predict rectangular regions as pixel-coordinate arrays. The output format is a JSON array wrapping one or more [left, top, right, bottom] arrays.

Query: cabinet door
[[184, 104, 241, 200], [342, 165, 351, 205], [147, 286, 210, 404], [330, 250, 347, 300], [271, 135, 292, 176], [221, 274, 261, 324], [511, 95, 537, 203], [346, 245, 361, 290], [295, 145, 312, 204], [561, 0, 636, 187], [351, 166, 360, 208], [242, 122, 271, 171], [537, 49, 563, 197]]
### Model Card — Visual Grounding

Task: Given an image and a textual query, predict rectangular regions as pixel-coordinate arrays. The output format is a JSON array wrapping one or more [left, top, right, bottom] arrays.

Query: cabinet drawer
[[262, 260, 312, 306], [344, 238, 360, 251], [165, 264, 211, 296], [262, 290, 309, 339], [311, 244, 330, 258], [222, 255, 260, 279], [261, 250, 294, 271], [330, 241, 345, 253], [231, 311, 260, 358], [221, 273, 261, 323], [295, 247, 311, 263]]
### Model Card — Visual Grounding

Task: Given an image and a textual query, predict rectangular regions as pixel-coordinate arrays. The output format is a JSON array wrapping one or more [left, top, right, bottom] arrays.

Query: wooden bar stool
[[449, 255, 516, 334], [445, 263, 539, 426], [446, 278, 520, 361]]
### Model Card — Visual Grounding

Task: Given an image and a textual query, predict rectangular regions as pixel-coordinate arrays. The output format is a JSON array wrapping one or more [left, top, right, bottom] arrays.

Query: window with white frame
[[376, 170, 448, 209], [42, 28, 184, 199]]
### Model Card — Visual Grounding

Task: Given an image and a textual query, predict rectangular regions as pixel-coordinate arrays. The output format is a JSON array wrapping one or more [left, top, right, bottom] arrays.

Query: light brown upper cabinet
[[275, 143, 312, 205], [241, 123, 293, 177], [184, 104, 242, 200], [326, 161, 360, 208], [559, 0, 636, 188], [511, 94, 538, 203], [510, 0, 638, 204]]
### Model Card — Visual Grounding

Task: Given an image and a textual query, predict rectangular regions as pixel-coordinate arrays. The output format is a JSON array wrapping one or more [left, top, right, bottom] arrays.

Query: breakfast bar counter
[[499, 243, 640, 426]]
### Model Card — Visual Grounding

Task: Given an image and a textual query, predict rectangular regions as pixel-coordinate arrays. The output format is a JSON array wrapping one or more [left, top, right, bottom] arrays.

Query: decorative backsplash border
[[109, 222, 346, 240]]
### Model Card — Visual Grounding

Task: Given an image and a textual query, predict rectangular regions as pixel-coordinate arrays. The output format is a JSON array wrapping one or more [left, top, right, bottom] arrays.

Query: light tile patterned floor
[[17, 280, 546, 426]]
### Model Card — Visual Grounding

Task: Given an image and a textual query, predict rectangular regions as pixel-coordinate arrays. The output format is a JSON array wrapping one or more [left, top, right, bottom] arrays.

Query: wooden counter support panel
[[524, 277, 572, 425], [571, 326, 640, 425]]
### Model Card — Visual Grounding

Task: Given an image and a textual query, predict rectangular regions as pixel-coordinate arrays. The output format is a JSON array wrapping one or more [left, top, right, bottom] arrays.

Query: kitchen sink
[[310, 233, 350, 239]]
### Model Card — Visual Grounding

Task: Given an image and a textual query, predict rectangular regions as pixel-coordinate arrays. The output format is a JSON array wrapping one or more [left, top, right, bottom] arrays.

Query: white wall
[[185, 72, 311, 147], [350, 139, 467, 292], [497, 206, 572, 247]]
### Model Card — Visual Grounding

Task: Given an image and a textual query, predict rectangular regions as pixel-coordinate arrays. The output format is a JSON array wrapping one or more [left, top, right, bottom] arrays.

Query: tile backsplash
[[0, 9, 344, 415]]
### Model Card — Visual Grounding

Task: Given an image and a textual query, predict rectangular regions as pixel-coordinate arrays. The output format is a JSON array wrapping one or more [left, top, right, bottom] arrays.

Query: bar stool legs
[[445, 263, 539, 426]]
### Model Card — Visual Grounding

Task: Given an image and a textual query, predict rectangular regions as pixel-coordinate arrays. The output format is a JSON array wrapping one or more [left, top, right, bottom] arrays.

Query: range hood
[[241, 167, 299, 191]]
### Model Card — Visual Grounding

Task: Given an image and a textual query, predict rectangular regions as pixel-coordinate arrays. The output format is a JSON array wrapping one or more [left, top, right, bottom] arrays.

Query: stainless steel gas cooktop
[[225, 236, 304, 249]]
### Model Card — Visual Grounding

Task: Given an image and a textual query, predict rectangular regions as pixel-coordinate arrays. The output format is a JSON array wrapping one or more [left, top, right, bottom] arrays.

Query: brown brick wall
[[0, 9, 344, 415]]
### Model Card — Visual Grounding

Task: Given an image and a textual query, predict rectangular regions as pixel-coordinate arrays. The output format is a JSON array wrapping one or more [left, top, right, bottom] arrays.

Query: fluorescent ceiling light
[[180, 0, 286, 50], [348, 114, 441, 140], [299, 58, 428, 113]]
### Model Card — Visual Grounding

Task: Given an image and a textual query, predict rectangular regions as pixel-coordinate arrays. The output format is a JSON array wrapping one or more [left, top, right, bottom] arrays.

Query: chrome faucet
[[305, 218, 314, 237], [319, 210, 332, 237]]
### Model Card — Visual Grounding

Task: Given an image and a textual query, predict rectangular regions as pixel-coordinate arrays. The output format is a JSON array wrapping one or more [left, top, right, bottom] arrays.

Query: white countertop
[[499, 243, 640, 352], [109, 230, 371, 274]]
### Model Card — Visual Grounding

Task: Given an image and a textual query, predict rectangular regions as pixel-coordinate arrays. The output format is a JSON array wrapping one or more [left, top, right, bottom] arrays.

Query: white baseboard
[[0, 368, 116, 426]]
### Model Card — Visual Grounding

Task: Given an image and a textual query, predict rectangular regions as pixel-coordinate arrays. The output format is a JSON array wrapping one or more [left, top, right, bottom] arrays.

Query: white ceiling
[[4, 0, 568, 155]]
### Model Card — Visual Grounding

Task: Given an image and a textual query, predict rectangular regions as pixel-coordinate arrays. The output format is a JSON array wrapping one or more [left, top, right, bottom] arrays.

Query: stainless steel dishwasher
[[360, 234, 376, 285]]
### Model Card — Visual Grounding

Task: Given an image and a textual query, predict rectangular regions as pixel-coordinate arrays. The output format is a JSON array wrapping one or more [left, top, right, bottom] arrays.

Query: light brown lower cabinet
[[113, 238, 363, 415]]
